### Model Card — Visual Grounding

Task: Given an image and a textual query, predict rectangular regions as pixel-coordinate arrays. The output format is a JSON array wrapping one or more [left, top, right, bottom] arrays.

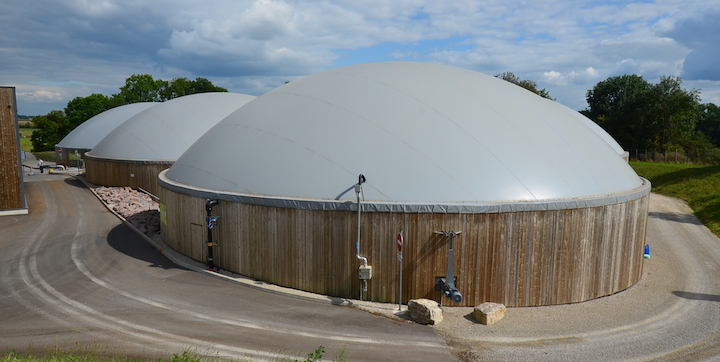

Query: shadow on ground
[[672, 291, 720, 302], [107, 223, 183, 270], [649, 211, 703, 225]]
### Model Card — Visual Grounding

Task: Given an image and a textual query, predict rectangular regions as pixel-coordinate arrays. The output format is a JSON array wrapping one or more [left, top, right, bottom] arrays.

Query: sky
[[2, 0, 719, 116]]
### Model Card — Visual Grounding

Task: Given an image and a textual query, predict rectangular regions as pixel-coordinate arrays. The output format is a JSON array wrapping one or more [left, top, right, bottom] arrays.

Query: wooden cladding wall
[[159, 187, 650, 307], [85, 156, 171, 196], [0, 87, 24, 210]]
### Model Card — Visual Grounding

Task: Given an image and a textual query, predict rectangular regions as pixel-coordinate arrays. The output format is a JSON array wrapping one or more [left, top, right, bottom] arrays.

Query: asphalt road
[[0, 178, 455, 361], [4, 176, 720, 361]]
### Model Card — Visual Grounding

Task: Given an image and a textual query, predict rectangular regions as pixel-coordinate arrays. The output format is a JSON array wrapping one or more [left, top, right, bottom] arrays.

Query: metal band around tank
[[84, 153, 175, 164], [158, 169, 651, 214]]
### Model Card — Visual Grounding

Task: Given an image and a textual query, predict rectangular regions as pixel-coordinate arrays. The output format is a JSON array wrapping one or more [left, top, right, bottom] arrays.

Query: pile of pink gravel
[[94, 186, 161, 236]]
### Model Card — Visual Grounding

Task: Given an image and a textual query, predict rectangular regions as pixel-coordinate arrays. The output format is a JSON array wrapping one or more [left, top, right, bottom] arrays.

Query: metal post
[[397, 229, 403, 311]]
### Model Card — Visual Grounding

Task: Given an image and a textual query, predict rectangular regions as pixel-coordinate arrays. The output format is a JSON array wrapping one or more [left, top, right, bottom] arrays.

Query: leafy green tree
[[159, 77, 227, 100], [188, 77, 227, 93], [586, 74, 712, 161], [697, 103, 720, 146], [645, 76, 700, 153], [36, 74, 229, 148], [160, 77, 193, 100], [30, 110, 66, 151], [495, 72, 554, 100], [64, 93, 112, 132], [585, 74, 653, 152], [117, 74, 227, 103], [117, 74, 168, 103]]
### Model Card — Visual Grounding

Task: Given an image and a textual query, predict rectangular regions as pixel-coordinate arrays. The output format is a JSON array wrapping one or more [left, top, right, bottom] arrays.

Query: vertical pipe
[[355, 174, 367, 300], [356, 174, 367, 266], [206, 199, 219, 271], [435, 230, 463, 304], [446, 232, 455, 291]]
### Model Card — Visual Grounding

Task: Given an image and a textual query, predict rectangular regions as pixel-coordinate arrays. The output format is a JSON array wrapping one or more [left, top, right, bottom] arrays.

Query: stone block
[[408, 298, 443, 325], [474, 302, 506, 325]]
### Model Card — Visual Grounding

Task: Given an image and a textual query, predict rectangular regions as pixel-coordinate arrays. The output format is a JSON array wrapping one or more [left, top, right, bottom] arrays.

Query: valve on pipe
[[434, 230, 463, 304]]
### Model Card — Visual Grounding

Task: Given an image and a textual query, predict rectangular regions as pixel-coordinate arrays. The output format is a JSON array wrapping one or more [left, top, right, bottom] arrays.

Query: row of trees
[[31, 75, 227, 151], [583, 75, 720, 164]]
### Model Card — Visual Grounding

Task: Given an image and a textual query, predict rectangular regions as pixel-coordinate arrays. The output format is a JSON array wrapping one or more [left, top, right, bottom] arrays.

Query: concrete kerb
[[73, 175, 407, 319]]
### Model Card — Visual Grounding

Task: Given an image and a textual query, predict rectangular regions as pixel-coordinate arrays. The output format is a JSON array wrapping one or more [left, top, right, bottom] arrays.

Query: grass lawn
[[19, 128, 36, 152], [16, 127, 56, 161], [33, 151, 57, 162], [630, 161, 720, 237]]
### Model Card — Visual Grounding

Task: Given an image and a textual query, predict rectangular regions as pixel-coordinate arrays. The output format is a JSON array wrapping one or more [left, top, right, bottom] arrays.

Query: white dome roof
[[56, 102, 158, 150], [166, 62, 642, 204], [87, 92, 255, 162]]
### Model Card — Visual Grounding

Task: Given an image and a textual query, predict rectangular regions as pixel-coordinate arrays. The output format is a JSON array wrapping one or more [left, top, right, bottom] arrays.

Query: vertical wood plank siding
[[159, 186, 649, 307], [0, 88, 24, 210], [85, 156, 171, 196]]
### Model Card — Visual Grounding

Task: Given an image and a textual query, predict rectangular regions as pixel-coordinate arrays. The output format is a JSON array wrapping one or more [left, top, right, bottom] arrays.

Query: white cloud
[[542, 68, 602, 86], [3, 0, 720, 115], [17, 90, 64, 103]]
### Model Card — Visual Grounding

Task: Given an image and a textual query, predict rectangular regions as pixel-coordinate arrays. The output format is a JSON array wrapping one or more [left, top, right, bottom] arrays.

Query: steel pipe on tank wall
[[206, 199, 219, 271]]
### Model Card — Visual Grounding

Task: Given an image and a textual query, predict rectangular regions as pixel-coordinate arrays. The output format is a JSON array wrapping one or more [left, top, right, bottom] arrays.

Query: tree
[[159, 77, 227, 100], [160, 77, 192, 100], [188, 77, 227, 93], [34, 74, 229, 148], [116, 74, 227, 103], [30, 110, 66, 151], [697, 103, 720, 147], [495, 72, 554, 100], [116, 74, 168, 103], [585, 75, 654, 152], [586, 74, 709, 158], [646, 76, 700, 153], [64, 93, 112, 132]]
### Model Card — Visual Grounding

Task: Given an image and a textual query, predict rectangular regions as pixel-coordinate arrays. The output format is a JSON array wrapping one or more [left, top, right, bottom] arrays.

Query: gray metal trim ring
[[84, 154, 175, 164], [158, 170, 651, 214]]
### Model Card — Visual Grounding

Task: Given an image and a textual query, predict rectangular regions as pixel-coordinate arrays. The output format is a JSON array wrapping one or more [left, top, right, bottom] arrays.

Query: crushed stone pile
[[95, 186, 161, 236]]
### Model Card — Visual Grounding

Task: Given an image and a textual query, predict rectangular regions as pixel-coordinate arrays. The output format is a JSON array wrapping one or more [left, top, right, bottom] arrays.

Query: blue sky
[[2, 0, 719, 116]]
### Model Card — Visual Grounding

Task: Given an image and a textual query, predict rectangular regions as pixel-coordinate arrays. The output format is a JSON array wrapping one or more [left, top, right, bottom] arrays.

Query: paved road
[[0, 178, 455, 361], [4, 176, 720, 361], [435, 193, 720, 361]]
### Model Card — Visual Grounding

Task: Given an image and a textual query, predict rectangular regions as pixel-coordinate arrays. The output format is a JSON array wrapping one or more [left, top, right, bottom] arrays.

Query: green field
[[19, 128, 35, 152], [630, 161, 720, 237], [17, 127, 55, 161]]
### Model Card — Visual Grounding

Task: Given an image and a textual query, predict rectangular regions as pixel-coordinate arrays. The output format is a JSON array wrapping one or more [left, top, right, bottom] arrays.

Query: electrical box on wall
[[359, 265, 372, 280]]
